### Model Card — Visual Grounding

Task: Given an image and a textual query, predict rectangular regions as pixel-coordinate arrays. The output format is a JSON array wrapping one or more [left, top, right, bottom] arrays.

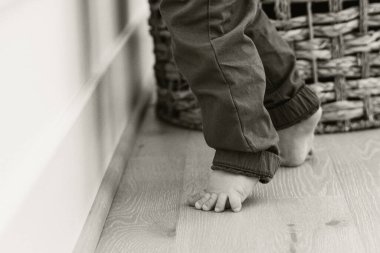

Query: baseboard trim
[[73, 84, 153, 253]]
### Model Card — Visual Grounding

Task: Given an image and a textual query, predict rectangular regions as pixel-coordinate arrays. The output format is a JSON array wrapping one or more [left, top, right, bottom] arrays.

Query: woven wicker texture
[[148, 0, 380, 133]]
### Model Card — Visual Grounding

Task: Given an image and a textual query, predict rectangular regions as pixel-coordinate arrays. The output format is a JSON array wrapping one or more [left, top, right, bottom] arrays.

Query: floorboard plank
[[254, 137, 344, 200], [175, 131, 365, 253], [320, 130, 380, 253], [95, 110, 190, 253], [95, 111, 380, 253]]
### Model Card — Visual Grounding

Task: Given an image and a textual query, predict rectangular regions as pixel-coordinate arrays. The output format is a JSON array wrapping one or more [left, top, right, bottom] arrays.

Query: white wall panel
[[0, 0, 154, 252]]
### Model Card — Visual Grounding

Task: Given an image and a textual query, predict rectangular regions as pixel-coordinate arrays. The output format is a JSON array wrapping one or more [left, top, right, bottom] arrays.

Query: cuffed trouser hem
[[211, 149, 280, 184], [268, 85, 321, 131]]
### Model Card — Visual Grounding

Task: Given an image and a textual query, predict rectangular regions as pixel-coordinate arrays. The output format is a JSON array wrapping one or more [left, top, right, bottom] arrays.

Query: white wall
[[0, 0, 154, 252]]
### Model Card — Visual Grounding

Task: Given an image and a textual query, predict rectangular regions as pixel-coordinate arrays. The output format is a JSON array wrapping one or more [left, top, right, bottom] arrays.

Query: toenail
[[215, 208, 221, 212], [195, 202, 201, 209], [233, 208, 241, 212]]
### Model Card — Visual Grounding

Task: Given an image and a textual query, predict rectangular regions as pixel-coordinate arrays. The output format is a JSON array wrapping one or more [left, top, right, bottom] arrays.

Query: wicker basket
[[148, 0, 380, 133]]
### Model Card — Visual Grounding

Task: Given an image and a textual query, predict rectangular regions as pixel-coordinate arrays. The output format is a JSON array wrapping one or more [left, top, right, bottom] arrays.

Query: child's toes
[[202, 193, 218, 211], [195, 193, 211, 209], [214, 193, 228, 212], [187, 192, 203, 206], [228, 192, 242, 212]]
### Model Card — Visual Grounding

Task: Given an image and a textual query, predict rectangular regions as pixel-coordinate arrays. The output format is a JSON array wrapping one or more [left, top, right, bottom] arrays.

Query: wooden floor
[[95, 108, 380, 253]]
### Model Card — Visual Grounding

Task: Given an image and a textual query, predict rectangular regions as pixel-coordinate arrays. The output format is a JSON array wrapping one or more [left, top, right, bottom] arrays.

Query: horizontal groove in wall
[[0, 6, 150, 234]]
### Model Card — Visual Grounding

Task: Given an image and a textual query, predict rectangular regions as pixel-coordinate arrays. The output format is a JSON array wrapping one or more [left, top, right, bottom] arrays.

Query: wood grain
[[95, 109, 190, 253], [319, 130, 380, 253], [95, 111, 380, 253], [73, 86, 152, 253], [175, 131, 365, 253]]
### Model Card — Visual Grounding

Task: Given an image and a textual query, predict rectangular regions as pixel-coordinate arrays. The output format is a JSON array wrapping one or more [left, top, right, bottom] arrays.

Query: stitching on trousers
[[207, 0, 255, 152]]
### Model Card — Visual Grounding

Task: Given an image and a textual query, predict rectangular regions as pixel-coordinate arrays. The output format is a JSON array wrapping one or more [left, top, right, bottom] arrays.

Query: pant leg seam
[[207, 0, 255, 152]]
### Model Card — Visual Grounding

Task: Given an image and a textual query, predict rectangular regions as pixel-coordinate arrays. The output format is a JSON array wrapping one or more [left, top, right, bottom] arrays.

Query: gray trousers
[[160, 0, 320, 183]]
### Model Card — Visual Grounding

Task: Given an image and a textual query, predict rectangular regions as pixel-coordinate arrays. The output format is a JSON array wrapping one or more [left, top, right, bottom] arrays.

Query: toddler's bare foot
[[188, 170, 259, 213], [278, 107, 322, 167], [187, 108, 321, 212]]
